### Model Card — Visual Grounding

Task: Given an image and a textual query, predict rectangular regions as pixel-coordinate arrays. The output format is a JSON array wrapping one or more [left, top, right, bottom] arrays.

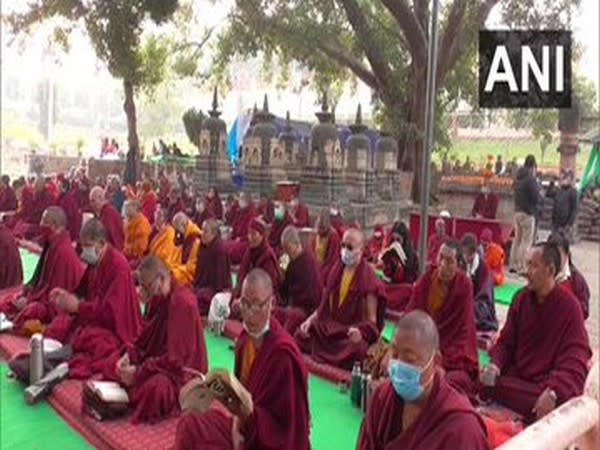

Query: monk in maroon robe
[[0, 175, 18, 212], [296, 229, 386, 370], [13, 178, 55, 240], [225, 192, 257, 265], [89, 186, 125, 251], [405, 241, 479, 398], [1, 207, 84, 332], [158, 172, 171, 207], [365, 224, 385, 263], [174, 268, 310, 450], [167, 188, 186, 222], [191, 197, 215, 229], [57, 178, 82, 242], [313, 208, 342, 282], [330, 203, 345, 238], [275, 226, 323, 334], [472, 183, 499, 219], [47, 218, 142, 379], [139, 180, 157, 225], [289, 197, 310, 228], [256, 192, 274, 223], [71, 170, 91, 212], [194, 219, 232, 315], [224, 193, 240, 226], [481, 242, 591, 422], [205, 186, 223, 220], [357, 311, 489, 450], [0, 223, 22, 289], [426, 218, 449, 264], [268, 201, 293, 257], [233, 218, 280, 303], [103, 256, 208, 423]]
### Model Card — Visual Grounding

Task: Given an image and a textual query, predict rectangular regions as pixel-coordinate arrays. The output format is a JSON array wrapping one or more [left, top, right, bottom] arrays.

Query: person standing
[[551, 169, 578, 240], [509, 155, 540, 275]]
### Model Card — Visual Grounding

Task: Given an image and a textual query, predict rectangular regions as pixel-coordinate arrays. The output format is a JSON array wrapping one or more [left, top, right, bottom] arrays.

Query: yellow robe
[[123, 212, 151, 260], [172, 221, 202, 286], [148, 225, 181, 270]]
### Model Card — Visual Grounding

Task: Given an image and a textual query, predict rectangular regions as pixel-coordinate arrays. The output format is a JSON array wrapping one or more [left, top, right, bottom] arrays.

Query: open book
[[86, 381, 129, 404]]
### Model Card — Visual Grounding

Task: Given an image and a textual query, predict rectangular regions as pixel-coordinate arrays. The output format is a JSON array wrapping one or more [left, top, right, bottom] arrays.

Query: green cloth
[[579, 142, 600, 195], [494, 283, 522, 306], [18, 248, 39, 285]]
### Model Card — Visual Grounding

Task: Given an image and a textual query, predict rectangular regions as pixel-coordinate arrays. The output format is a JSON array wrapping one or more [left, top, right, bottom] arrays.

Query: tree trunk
[[123, 79, 140, 185]]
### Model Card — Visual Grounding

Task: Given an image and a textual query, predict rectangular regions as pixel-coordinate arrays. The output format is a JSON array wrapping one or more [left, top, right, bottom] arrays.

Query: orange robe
[[484, 242, 505, 286], [148, 225, 181, 271], [172, 222, 201, 286], [124, 213, 152, 260]]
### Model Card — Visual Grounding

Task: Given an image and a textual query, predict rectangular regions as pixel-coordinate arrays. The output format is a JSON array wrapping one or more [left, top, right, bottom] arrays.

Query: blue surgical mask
[[341, 248, 356, 266], [388, 355, 434, 402], [80, 246, 99, 266], [274, 207, 284, 221]]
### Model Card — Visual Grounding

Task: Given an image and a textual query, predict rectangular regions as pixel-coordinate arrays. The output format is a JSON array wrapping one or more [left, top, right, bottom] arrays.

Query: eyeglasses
[[341, 242, 355, 251], [240, 296, 271, 314]]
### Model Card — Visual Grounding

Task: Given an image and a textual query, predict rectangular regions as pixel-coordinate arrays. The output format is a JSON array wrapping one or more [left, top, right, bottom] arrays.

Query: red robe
[[194, 237, 232, 315], [99, 203, 125, 251], [58, 190, 82, 243], [0, 186, 18, 211], [45, 246, 142, 379], [313, 228, 341, 282], [365, 227, 385, 263], [296, 258, 386, 370], [225, 201, 240, 226], [257, 200, 275, 224], [0, 224, 22, 289], [330, 213, 345, 238], [225, 205, 257, 265], [174, 319, 310, 450], [357, 375, 488, 450], [103, 283, 208, 423], [268, 213, 293, 257], [234, 239, 280, 300], [192, 208, 215, 229], [167, 198, 185, 222], [472, 193, 499, 219], [559, 266, 590, 320], [292, 203, 310, 228], [405, 268, 479, 396], [140, 192, 157, 225], [158, 177, 171, 206], [3, 231, 83, 330], [275, 250, 323, 334], [206, 191, 223, 220], [426, 234, 447, 265], [487, 285, 591, 420], [13, 189, 55, 240]]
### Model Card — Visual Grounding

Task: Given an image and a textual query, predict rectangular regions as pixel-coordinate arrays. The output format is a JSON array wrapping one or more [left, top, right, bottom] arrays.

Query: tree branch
[[414, 0, 428, 31], [380, 0, 427, 66], [437, 0, 468, 81]]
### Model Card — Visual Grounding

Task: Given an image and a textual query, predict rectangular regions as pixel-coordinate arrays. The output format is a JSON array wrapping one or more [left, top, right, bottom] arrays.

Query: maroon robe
[[330, 213, 345, 238], [103, 283, 208, 423], [257, 200, 275, 224], [98, 203, 125, 251], [58, 190, 83, 242], [405, 268, 479, 396], [206, 190, 223, 220], [296, 258, 386, 370], [292, 203, 310, 228], [357, 375, 488, 450], [225, 201, 240, 226], [559, 266, 590, 319], [194, 237, 232, 315], [225, 205, 257, 265], [3, 231, 83, 330], [167, 198, 185, 222], [314, 228, 342, 282], [365, 226, 385, 263], [13, 188, 55, 240], [486, 285, 591, 420], [192, 208, 215, 229], [174, 319, 310, 450], [45, 245, 142, 379], [275, 250, 322, 334], [472, 193, 499, 219], [158, 177, 171, 206], [268, 213, 293, 257], [234, 238, 281, 300], [0, 186, 18, 211], [0, 224, 22, 289], [426, 234, 447, 264], [140, 192, 157, 225]]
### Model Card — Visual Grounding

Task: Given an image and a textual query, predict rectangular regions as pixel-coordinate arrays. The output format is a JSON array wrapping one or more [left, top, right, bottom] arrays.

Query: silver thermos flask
[[29, 333, 44, 385]]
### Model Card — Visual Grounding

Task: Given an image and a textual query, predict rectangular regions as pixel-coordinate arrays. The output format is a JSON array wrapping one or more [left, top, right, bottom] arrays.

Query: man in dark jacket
[[551, 170, 578, 240], [509, 155, 540, 274]]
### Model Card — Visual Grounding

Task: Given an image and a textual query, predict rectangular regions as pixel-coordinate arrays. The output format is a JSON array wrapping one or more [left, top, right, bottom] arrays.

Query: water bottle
[[350, 361, 362, 407], [29, 333, 44, 385], [361, 374, 372, 414]]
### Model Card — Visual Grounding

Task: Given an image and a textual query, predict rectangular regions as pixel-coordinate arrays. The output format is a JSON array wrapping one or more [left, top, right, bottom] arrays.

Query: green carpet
[[18, 248, 39, 285], [0, 365, 90, 450], [495, 283, 522, 306]]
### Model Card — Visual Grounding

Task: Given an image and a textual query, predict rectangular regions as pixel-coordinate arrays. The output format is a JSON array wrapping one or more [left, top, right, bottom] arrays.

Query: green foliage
[[182, 108, 205, 149]]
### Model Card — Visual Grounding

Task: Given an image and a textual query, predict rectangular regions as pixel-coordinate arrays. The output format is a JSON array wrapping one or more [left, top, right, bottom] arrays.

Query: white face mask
[[243, 321, 270, 339], [341, 247, 356, 266]]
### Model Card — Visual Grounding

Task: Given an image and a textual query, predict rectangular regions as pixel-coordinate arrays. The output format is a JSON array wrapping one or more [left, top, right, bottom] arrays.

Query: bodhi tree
[[4, 0, 179, 183], [211, 0, 580, 199]]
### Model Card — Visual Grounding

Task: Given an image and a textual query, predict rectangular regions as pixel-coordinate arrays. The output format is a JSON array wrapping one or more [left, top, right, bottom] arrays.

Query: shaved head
[[89, 186, 106, 213], [42, 206, 67, 229], [242, 268, 274, 298], [201, 218, 220, 245], [80, 218, 107, 244], [343, 228, 364, 249], [138, 255, 170, 279], [124, 199, 140, 219], [394, 311, 439, 357], [281, 225, 301, 246], [317, 208, 331, 228], [172, 212, 189, 234]]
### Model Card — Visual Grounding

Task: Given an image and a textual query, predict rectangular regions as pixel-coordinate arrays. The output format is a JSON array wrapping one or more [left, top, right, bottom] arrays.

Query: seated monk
[[233, 218, 281, 305], [268, 200, 293, 257], [166, 187, 185, 222], [13, 178, 55, 240], [171, 212, 202, 286], [357, 311, 489, 450], [57, 178, 82, 243], [404, 241, 479, 398], [157, 172, 171, 207], [148, 206, 181, 271], [47, 219, 142, 379], [1, 207, 83, 332], [379, 242, 414, 312], [0, 175, 18, 212], [224, 192, 256, 265], [89, 186, 125, 250], [275, 226, 322, 335], [480, 242, 592, 422], [139, 180, 157, 225], [426, 218, 448, 265], [480, 228, 505, 286], [256, 192, 274, 223], [288, 196, 310, 228], [547, 231, 590, 319], [472, 181, 499, 219], [174, 268, 310, 450], [191, 197, 215, 229], [329, 202, 345, 238], [296, 229, 386, 370], [461, 233, 498, 333], [0, 223, 22, 289], [224, 193, 240, 226], [364, 224, 385, 263], [194, 219, 231, 315], [205, 186, 223, 220], [103, 256, 208, 423], [123, 199, 152, 263], [386, 222, 420, 283], [313, 208, 342, 282]]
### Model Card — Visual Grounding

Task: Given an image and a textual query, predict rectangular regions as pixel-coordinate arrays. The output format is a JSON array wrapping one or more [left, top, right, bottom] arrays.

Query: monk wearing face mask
[[268, 200, 293, 257], [312, 208, 342, 282], [357, 311, 488, 450]]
